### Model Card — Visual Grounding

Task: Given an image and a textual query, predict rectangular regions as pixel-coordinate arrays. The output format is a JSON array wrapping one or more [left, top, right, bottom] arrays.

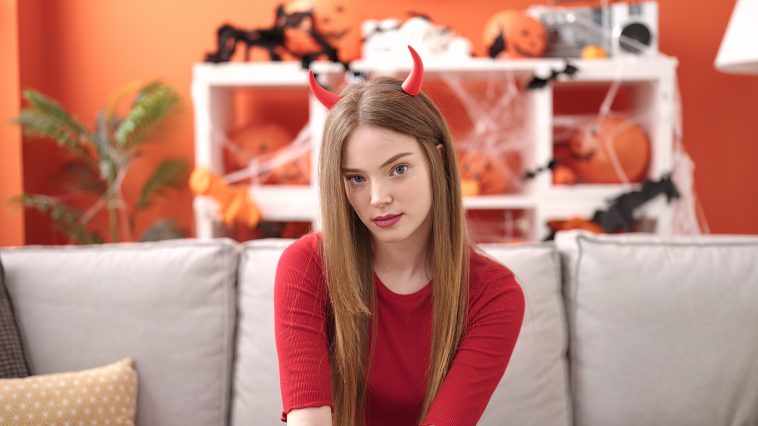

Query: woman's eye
[[347, 175, 365, 185], [393, 164, 408, 175]]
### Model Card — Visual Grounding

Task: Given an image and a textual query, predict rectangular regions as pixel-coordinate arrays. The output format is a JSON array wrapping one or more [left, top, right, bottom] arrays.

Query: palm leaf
[[53, 160, 107, 195], [106, 80, 143, 120], [14, 90, 91, 157], [134, 158, 188, 212], [10, 193, 103, 244], [139, 219, 188, 242], [132, 80, 164, 105], [115, 83, 179, 149]]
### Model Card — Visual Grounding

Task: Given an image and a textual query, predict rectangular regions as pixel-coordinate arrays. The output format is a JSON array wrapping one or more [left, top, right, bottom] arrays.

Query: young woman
[[274, 46, 525, 426]]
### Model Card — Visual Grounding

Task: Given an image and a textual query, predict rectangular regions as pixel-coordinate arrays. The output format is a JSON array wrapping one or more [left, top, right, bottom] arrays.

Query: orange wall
[[0, 0, 24, 246], [3, 0, 758, 244]]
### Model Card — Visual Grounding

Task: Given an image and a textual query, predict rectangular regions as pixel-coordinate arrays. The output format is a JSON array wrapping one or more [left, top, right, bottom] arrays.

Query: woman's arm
[[286, 406, 332, 426], [275, 235, 335, 424], [420, 273, 525, 426]]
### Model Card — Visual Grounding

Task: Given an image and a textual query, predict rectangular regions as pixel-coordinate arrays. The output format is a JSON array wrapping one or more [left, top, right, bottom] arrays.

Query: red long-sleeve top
[[274, 232, 525, 425]]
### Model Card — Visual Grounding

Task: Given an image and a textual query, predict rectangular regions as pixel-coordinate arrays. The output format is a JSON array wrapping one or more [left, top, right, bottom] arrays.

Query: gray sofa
[[2, 230, 757, 426]]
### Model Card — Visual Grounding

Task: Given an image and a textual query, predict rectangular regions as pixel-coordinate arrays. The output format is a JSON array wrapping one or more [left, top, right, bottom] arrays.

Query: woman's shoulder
[[470, 248, 515, 279], [467, 247, 525, 318], [283, 231, 322, 254], [468, 248, 520, 295], [279, 232, 324, 267]]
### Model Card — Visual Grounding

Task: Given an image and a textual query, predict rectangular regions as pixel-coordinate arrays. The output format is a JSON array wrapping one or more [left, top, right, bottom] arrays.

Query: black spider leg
[[205, 24, 244, 63], [488, 31, 506, 59]]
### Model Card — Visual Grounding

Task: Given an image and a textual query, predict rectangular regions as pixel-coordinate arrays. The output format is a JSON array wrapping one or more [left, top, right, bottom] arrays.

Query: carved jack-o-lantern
[[484, 10, 547, 59]]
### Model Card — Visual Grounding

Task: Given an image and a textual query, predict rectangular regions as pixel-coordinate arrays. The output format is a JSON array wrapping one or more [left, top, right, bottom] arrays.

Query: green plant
[[11, 81, 189, 244]]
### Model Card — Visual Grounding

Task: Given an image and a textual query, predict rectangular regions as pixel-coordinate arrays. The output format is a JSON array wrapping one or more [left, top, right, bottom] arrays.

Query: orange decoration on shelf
[[483, 10, 547, 59], [581, 45, 608, 59], [189, 167, 261, 228], [459, 151, 517, 195], [547, 217, 604, 234], [224, 122, 292, 182], [552, 164, 577, 185], [284, 0, 359, 62], [272, 151, 311, 185], [567, 115, 651, 183], [460, 179, 481, 196]]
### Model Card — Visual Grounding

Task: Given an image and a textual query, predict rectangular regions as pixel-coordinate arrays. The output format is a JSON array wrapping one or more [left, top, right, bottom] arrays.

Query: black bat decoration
[[523, 159, 557, 180], [527, 62, 579, 90], [592, 173, 680, 233]]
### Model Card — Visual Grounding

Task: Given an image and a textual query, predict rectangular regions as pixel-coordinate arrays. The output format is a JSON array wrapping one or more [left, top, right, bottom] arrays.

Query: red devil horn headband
[[308, 45, 425, 110]]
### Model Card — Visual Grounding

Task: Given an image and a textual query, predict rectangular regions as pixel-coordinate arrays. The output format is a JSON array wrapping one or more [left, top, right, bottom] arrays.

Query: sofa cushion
[[231, 239, 292, 426], [231, 239, 571, 426], [0, 253, 31, 378], [1, 239, 239, 426], [555, 230, 758, 426], [477, 243, 571, 426], [0, 358, 137, 424]]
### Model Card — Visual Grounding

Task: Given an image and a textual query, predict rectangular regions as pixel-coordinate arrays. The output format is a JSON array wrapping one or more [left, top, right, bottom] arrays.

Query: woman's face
[[341, 125, 434, 245]]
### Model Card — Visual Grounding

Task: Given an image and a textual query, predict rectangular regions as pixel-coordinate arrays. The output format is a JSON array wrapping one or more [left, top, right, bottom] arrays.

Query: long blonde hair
[[318, 76, 471, 425]]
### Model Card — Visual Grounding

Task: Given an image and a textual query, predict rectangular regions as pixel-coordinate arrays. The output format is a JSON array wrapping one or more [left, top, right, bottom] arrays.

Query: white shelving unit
[[191, 56, 678, 241]]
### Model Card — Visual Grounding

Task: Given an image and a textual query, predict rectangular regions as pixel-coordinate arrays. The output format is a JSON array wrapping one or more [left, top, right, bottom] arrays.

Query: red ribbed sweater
[[274, 232, 525, 425]]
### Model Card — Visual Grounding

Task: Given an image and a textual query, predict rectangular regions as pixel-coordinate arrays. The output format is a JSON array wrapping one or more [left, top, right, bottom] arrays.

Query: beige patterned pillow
[[0, 358, 137, 425]]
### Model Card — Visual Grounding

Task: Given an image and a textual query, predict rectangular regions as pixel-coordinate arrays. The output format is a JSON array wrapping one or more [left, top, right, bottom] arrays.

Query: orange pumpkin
[[272, 150, 311, 185], [461, 179, 481, 196], [224, 122, 292, 183], [552, 126, 579, 185], [459, 151, 517, 195], [568, 116, 651, 183], [581, 45, 609, 59], [283, 0, 359, 62], [552, 165, 577, 185], [483, 10, 547, 59]]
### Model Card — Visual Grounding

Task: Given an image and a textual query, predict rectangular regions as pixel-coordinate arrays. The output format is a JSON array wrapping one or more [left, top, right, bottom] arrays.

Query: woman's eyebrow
[[341, 152, 413, 173]]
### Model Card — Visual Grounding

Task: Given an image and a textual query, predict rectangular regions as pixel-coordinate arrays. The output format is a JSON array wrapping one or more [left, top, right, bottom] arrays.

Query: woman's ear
[[436, 143, 444, 157]]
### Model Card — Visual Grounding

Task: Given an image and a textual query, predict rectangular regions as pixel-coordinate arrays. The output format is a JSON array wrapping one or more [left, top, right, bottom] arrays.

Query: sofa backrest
[[556, 230, 758, 426], [478, 242, 572, 426], [231, 239, 292, 426], [1, 239, 239, 426], [231, 238, 572, 426]]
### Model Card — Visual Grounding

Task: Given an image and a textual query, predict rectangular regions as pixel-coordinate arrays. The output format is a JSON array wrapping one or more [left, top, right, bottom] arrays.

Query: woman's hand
[[286, 406, 332, 426]]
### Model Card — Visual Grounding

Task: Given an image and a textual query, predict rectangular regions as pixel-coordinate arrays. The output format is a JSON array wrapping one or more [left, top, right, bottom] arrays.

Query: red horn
[[309, 70, 341, 109], [401, 45, 424, 96]]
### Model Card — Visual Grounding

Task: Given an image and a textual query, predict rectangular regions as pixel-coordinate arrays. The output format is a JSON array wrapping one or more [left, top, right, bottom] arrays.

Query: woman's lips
[[372, 213, 403, 228]]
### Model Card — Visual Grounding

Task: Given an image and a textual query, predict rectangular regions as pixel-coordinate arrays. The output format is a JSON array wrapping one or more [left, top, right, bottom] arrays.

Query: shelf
[[351, 57, 550, 75], [191, 56, 678, 240], [249, 185, 318, 222], [192, 61, 344, 87], [463, 195, 536, 210], [554, 56, 678, 82], [352, 56, 676, 77], [192, 56, 678, 87], [548, 183, 639, 198]]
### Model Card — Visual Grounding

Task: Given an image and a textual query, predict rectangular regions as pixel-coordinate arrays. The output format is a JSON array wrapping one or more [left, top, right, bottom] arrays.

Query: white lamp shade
[[715, 0, 758, 74]]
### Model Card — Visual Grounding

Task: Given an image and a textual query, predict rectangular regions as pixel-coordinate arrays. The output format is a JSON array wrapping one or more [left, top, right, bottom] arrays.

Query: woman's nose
[[370, 182, 392, 208]]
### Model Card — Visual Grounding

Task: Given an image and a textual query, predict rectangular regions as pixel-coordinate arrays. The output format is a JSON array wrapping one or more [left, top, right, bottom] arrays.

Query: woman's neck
[[371, 221, 432, 281], [372, 243, 429, 279]]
